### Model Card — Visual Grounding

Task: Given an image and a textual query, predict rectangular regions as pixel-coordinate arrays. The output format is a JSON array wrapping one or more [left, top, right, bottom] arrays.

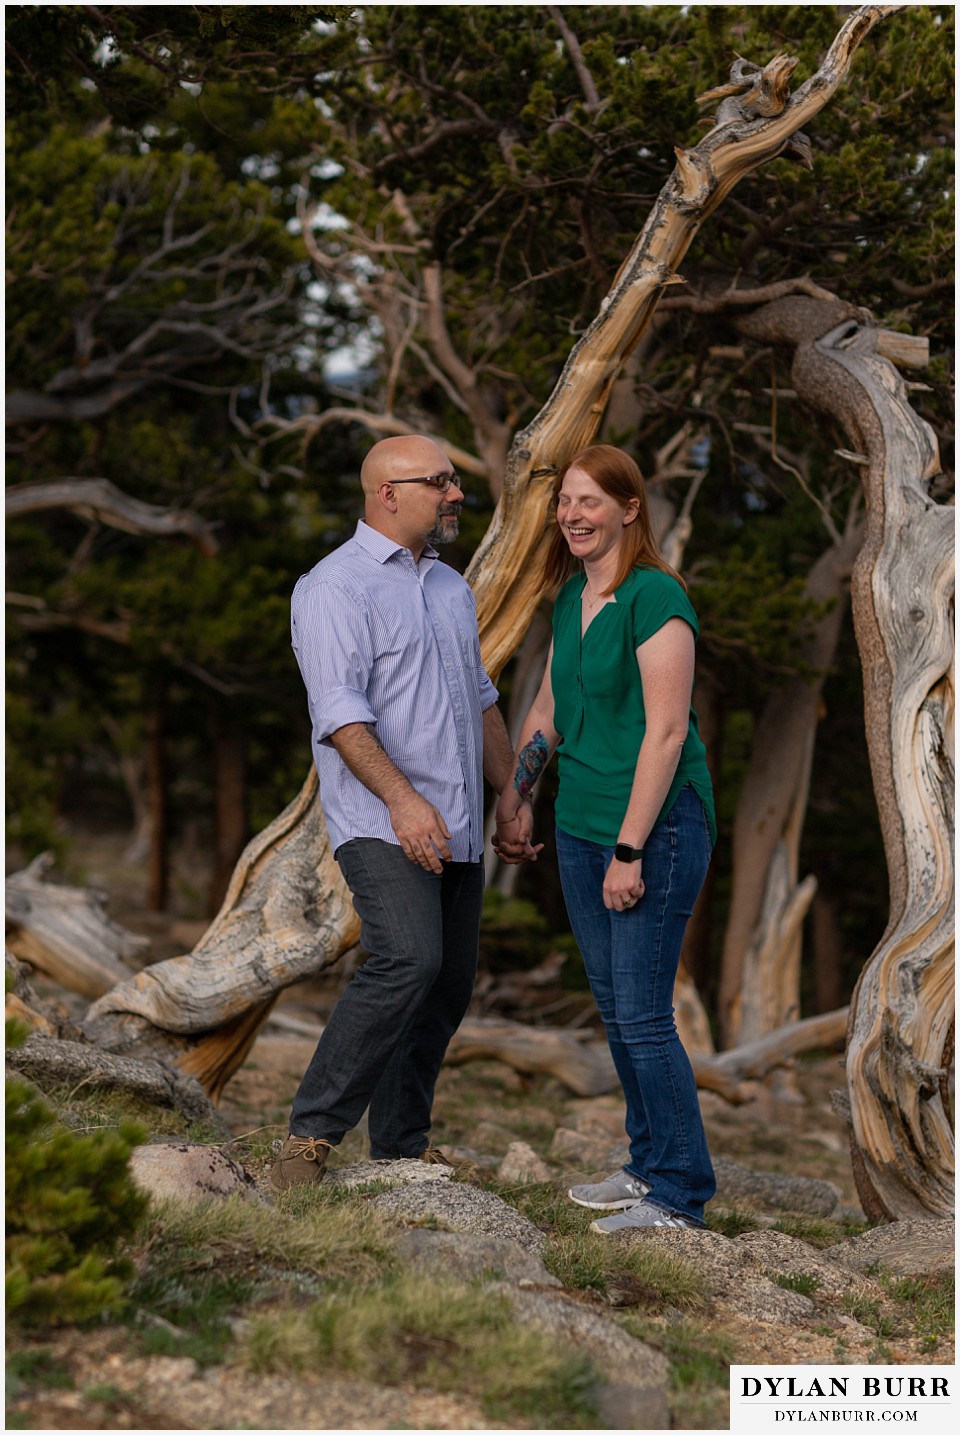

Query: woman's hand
[[492, 798, 543, 864], [603, 856, 645, 911]]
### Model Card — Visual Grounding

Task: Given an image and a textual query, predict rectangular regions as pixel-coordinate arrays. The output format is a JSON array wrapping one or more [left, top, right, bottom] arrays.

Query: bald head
[[360, 435, 449, 498], [358, 434, 462, 559]]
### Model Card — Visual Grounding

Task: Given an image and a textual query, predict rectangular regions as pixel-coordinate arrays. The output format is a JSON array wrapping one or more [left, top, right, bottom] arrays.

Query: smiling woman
[[494, 444, 717, 1232]]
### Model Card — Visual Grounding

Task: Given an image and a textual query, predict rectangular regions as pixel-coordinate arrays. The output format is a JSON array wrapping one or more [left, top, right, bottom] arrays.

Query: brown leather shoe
[[416, 1142, 456, 1165], [269, 1135, 335, 1191]]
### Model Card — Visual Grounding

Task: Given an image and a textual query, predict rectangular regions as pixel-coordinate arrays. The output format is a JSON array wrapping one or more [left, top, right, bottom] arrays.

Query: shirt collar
[[353, 520, 438, 566]]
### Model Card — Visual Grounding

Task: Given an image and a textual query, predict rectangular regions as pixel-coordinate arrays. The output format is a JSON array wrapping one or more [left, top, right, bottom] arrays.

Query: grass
[[6, 1349, 74, 1398], [43, 1081, 226, 1144], [705, 1206, 765, 1237], [126, 1192, 403, 1367], [880, 1272, 955, 1354], [620, 1313, 737, 1429], [241, 1271, 602, 1428], [841, 1290, 895, 1338], [774, 1272, 822, 1297], [8, 1056, 955, 1431]]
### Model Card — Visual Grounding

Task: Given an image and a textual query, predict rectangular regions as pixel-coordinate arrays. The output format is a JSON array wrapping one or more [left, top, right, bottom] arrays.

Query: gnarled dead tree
[[84, 9, 910, 1112], [735, 296, 953, 1221]]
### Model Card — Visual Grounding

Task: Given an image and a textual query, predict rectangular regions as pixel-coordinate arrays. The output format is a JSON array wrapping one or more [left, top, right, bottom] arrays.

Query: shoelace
[[420, 1147, 453, 1165], [285, 1137, 333, 1163]]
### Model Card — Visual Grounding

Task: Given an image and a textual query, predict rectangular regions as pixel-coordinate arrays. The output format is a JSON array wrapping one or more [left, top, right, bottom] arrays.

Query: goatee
[[429, 510, 460, 545]]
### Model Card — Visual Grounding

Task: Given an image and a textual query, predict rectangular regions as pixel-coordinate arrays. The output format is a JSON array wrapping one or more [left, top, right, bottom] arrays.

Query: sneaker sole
[[567, 1190, 646, 1210]]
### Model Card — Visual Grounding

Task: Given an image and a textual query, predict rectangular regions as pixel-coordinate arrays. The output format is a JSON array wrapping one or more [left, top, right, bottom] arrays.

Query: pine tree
[[5, 1017, 149, 1327]]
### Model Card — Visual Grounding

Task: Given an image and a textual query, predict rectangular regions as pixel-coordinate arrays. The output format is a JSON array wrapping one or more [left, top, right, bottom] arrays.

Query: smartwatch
[[614, 843, 644, 863]]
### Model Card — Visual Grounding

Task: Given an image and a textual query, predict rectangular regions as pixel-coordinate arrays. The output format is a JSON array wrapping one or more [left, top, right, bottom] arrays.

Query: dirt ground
[[7, 834, 954, 1430]]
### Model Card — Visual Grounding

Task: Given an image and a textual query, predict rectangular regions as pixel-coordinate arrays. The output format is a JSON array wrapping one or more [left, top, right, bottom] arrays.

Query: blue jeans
[[556, 785, 716, 1224], [289, 839, 483, 1158]]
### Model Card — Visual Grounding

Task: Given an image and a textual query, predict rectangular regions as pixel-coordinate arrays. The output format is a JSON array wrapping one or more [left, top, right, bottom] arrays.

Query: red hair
[[540, 445, 687, 596]]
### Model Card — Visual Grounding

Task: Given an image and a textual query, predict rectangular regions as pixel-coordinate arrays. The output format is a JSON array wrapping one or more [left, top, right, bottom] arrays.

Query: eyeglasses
[[389, 472, 461, 493]]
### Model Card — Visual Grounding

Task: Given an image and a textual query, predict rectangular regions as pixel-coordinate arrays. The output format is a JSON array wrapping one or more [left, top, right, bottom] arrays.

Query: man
[[270, 434, 517, 1189]]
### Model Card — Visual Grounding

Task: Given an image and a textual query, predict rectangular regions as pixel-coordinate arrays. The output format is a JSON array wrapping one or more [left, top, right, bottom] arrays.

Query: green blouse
[[551, 566, 717, 847]]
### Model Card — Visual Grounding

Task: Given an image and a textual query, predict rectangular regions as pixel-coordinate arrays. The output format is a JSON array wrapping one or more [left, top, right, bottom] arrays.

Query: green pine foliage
[[4, 5, 953, 976], [5, 1020, 150, 1328]]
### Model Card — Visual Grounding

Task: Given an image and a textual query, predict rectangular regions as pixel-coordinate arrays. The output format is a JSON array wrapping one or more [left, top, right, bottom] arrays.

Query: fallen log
[[5, 1034, 227, 1133], [448, 1019, 754, 1104], [260, 1007, 846, 1106], [710, 1006, 849, 1081], [5, 854, 147, 999]]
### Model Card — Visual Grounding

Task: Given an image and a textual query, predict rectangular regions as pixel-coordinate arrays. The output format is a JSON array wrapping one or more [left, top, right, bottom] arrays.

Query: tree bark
[[736, 295, 953, 1221], [207, 716, 249, 916], [718, 513, 865, 1049], [5, 854, 147, 999], [81, 7, 904, 1088], [146, 687, 170, 913]]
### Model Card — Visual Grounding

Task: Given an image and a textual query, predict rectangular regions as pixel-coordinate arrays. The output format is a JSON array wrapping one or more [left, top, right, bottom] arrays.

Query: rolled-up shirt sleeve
[[291, 577, 376, 745]]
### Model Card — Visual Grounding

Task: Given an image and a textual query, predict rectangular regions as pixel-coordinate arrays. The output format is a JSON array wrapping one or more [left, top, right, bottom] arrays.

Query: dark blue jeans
[[289, 839, 483, 1158], [556, 785, 716, 1224]]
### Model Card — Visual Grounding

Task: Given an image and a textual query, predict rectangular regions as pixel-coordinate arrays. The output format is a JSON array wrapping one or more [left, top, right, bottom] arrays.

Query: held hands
[[389, 791, 453, 872], [492, 796, 543, 865], [603, 857, 645, 912]]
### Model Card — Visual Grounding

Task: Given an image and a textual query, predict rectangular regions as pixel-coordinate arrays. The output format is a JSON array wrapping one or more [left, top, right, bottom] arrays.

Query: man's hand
[[389, 791, 453, 872], [492, 798, 543, 865]]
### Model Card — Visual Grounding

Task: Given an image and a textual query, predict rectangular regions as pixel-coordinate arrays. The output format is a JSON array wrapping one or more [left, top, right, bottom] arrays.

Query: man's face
[[393, 444, 464, 547]]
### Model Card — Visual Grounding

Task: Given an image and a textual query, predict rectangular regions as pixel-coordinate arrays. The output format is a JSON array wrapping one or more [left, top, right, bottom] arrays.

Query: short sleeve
[[291, 576, 377, 743], [629, 569, 699, 649]]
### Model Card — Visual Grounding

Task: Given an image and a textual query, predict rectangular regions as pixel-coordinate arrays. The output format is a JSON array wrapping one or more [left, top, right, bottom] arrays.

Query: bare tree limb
[[6, 478, 219, 556], [548, 6, 601, 111]]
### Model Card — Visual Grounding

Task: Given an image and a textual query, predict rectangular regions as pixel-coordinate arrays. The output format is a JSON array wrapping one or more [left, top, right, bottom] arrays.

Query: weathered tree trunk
[[82, 8, 903, 1089], [146, 686, 169, 913], [810, 893, 847, 1015], [718, 512, 865, 1049], [736, 296, 953, 1220], [207, 715, 249, 916]]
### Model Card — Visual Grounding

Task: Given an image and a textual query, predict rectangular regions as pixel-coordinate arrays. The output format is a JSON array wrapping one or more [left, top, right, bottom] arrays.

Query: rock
[[473, 1119, 517, 1152], [441, 1143, 500, 1170], [372, 1179, 547, 1254], [827, 1219, 956, 1278], [549, 1126, 616, 1166], [129, 1141, 263, 1204], [325, 1158, 453, 1191], [604, 1226, 817, 1325], [713, 1154, 843, 1216], [497, 1140, 551, 1184], [564, 1103, 628, 1140], [500, 1284, 670, 1429], [735, 1230, 873, 1297], [715, 1277, 815, 1324], [394, 1228, 561, 1288]]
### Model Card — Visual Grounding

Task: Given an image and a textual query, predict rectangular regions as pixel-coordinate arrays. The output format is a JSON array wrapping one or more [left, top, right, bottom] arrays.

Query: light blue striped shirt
[[291, 520, 498, 862]]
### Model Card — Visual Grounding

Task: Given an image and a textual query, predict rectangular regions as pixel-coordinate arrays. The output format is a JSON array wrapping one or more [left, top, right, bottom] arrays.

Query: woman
[[494, 444, 716, 1231]]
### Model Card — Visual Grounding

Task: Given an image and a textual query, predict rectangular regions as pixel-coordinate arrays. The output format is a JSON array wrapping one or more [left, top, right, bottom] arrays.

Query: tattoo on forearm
[[364, 723, 384, 752], [514, 730, 549, 800]]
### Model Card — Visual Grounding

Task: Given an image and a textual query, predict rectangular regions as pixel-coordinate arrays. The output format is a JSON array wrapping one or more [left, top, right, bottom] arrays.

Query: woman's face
[[556, 465, 639, 565]]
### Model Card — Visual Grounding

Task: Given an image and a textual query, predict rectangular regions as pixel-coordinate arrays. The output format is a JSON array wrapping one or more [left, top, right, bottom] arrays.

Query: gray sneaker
[[568, 1168, 650, 1210], [589, 1199, 697, 1234]]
